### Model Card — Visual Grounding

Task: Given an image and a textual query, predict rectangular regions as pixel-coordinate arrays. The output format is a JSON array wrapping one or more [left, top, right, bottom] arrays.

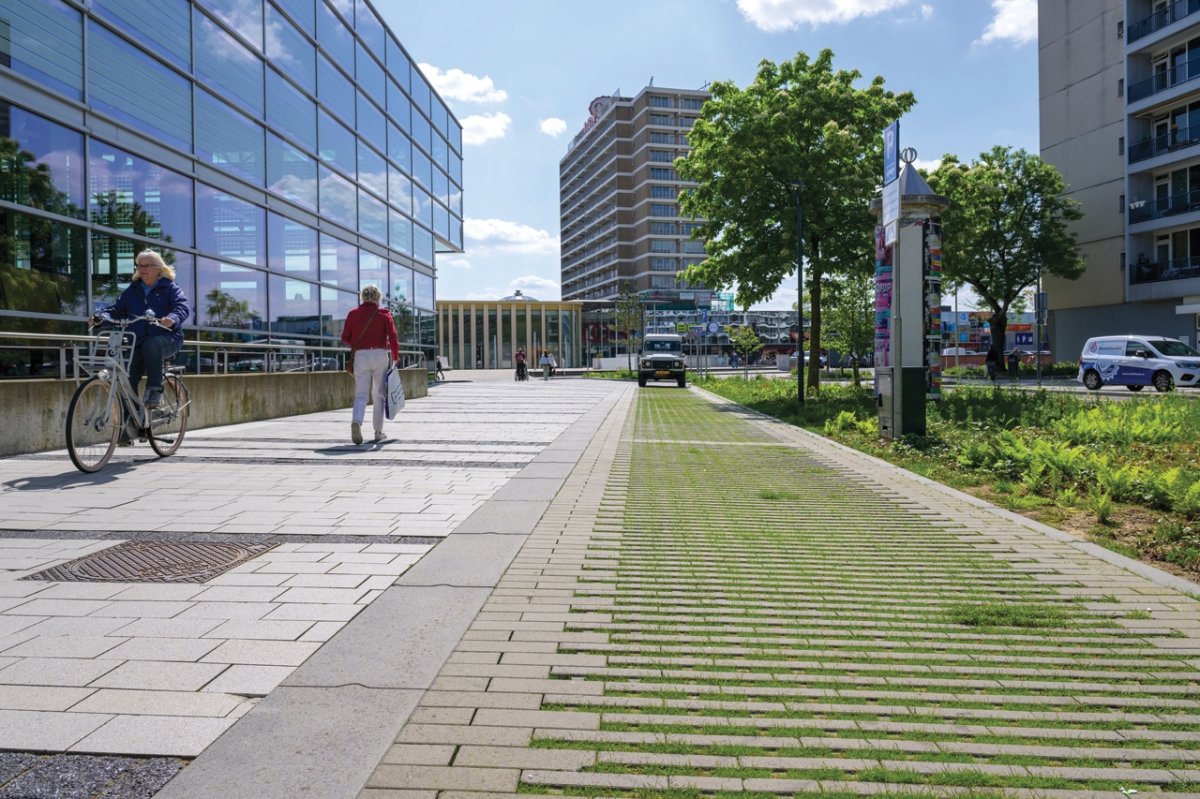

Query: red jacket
[[341, 302, 399, 361]]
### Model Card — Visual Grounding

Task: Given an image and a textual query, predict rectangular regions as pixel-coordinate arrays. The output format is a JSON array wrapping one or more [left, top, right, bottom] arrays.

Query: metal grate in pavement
[[22, 541, 276, 583]]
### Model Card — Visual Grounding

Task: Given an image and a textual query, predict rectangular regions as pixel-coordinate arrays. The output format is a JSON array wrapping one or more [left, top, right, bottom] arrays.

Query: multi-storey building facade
[[559, 86, 710, 303], [1039, 0, 1200, 359], [0, 0, 461, 374]]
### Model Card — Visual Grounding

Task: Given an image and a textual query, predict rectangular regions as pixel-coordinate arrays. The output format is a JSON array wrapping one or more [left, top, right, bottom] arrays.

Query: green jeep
[[638, 334, 687, 388]]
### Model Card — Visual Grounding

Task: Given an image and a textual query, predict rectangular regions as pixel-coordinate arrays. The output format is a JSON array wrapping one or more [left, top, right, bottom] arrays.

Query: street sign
[[959, 333, 968, 343], [884, 220, 898, 246], [674, 323, 688, 333], [882, 180, 900, 227], [883, 121, 900, 185], [707, 321, 719, 335], [701, 309, 708, 324], [1015, 332, 1034, 346]]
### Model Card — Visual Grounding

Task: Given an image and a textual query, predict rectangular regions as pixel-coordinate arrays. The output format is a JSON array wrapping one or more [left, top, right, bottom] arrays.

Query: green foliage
[[1052, 401, 1188, 446], [1087, 491, 1115, 524], [820, 270, 874, 387], [614, 283, 645, 373], [945, 601, 1070, 628]]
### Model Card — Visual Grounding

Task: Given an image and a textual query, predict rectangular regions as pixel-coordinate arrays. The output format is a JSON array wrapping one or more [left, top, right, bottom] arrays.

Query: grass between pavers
[[532, 389, 1200, 796], [692, 377, 1200, 585]]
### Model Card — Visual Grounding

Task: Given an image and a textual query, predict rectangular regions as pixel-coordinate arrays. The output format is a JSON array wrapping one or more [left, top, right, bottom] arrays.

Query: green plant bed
[[697, 379, 1200, 584], [584, 370, 637, 380], [944, 361, 1079, 378]]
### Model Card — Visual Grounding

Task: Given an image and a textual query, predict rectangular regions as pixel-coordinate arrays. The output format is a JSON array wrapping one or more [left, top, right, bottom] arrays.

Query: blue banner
[[883, 121, 899, 185]]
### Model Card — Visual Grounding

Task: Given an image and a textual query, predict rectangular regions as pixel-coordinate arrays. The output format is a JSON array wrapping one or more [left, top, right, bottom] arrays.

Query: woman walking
[[341, 286, 399, 445], [539, 350, 552, 380]]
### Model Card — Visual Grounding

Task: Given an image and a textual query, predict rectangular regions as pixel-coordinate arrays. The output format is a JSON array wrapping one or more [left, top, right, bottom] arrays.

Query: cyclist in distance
[[90, 250, 190, 409]]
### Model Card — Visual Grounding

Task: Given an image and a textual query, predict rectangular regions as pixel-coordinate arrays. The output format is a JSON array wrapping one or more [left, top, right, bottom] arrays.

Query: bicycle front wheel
[[149, 374, 189, 457], [66, 377, 119, 473]]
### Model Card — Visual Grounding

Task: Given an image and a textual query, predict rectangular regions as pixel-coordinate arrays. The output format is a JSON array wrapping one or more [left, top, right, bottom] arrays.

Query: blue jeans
[[129, 335, 179, 393]]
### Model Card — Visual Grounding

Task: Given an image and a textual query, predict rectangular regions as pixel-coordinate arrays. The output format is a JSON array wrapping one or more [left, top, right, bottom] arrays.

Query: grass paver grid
[[360, 388, 1200, 799]]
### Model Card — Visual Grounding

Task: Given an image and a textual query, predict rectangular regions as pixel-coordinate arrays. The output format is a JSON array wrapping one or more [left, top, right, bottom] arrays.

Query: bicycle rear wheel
[[66, 377, 119, 473], [149, 374, 189, 457]]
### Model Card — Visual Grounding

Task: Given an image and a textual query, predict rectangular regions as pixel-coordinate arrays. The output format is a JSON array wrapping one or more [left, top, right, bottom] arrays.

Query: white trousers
[[352, 349, 390, 433]]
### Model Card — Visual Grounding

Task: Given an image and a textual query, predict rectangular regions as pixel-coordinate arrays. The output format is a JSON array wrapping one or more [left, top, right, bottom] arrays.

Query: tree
[[677, 49, 914, 396], [926, 147, 1084, 352], [821, 270, 875, 386], [726, 324, 763, 380], [202, 289, 253, 342], [613, 283, 645, 373]]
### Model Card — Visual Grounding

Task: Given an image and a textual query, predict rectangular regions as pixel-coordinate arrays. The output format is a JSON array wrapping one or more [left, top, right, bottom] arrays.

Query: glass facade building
[[436, 299, 582, 370], [0, 0, 462, 375]]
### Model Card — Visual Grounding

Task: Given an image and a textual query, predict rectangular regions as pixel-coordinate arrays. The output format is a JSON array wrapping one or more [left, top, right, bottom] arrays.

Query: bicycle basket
[[77, 331, 135, 376]]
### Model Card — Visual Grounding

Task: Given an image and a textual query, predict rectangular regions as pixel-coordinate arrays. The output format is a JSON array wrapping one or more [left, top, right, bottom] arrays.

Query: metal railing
[[1128, 189, 1200, 223], [1128, 59, 1200, 103], [1130, 256, 1200, 284], [1128, 124, 1200, 162], [1129, 0, 1200, 43], [0, 331, 428, 381]]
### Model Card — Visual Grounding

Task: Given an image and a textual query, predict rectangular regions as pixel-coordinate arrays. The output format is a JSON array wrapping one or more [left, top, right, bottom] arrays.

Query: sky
[[371, 0, 1040, 309]]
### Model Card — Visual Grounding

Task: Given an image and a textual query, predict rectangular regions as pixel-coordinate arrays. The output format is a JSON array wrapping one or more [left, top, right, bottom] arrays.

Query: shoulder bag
[[344, 307, 380, 374]]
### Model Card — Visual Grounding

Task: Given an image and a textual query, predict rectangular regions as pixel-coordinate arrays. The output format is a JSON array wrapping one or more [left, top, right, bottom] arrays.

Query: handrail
[[0, 331, 351, 351], [1129, 0, 1200, 43]]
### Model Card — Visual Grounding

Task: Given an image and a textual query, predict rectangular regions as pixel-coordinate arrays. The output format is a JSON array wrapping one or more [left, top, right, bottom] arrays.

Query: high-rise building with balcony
[[1039, 0, 1200, 358], [559, 86, 710, 303], [0, 0, 462, 373]]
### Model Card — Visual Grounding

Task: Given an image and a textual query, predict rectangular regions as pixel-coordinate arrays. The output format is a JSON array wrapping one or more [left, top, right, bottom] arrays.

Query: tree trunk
[[990, 309, 1008, 363], [807, 263, 823, 397]]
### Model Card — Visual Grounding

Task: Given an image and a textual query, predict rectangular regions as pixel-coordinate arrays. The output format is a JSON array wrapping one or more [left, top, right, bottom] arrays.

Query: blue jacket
[[103, 278, 190, 349]]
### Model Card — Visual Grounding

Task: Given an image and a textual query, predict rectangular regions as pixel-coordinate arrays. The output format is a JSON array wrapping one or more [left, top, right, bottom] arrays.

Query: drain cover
[[23, 541, 276, 583]]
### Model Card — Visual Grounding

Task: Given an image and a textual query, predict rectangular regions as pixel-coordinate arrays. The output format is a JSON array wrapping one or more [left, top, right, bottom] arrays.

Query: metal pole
[[1036, 266, 1043, 390], [893, 229, 904, 439], [793, 182, 805, 404], [954, 286, 959, 375]]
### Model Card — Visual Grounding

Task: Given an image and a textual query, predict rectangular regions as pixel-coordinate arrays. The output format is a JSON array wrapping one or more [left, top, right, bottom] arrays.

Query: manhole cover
[[23, 541, 277, 583]]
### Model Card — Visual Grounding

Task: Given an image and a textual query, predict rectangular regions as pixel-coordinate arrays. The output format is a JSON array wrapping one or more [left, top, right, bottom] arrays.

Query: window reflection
[[0, 0, 82, 100], [269, 274, 320, 336], [413, 186, 432, 228], [200, 0, 264, 51], [319, 232, 356, 289], [0, 102, 85, 219], [272, 0, 314, 34], [410, 71, 431, 117], [388, 124, 411, 174], [413, 225, 433, 266], [265, 4, 315, 95], [388, 81, 410, 133], [318, 53, 355, 125], [318, 110, 356, 177], [412, 149, 432, 189], [317, 165, 356, 229], [0, 208, 87, 320], [388, 211, 411, 256], [431, 132, 449, 171], [357, 91, 386, 153], [387, 37, 409, 92], [356, 43, 386, 105], [91, 0, 190, 71], [450, 217, 462, 250], [194, 7, 264, 117], [358, 190, 386, 243], [196, 89, 265, 185], [197, 184, 266, 266], [411, 112, 431, 158], [355, 0, 385, 58], [433, 202, 448, 241], [359, 250, 386, 291], [432, 101, 449, 138], [449, 124, 462, 155], [197, 257, 266, 333], [320, 284, 356, 337], [266, 133, 318, 211], [449, 182, 462, 217], [358, 143, 387, 198], [450, 152, 462, 186], [316, 0, 354, 76], [268, 212, 318, 281], [389, 261, 412, 305], [89, 139, 194, 246], [388, 166, 412, 215], [266, 68, 317, 152], [432, 168, 448, 206]]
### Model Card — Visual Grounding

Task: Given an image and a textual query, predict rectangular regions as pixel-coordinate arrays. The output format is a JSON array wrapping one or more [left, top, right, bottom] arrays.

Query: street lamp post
[[791, 181, 805, 404]]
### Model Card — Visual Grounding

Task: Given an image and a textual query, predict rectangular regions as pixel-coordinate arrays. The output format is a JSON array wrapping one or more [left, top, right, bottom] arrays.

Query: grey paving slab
[[486, 478, 565, 503], [450, 500, 552, 536], [398, 536, 528, 588]]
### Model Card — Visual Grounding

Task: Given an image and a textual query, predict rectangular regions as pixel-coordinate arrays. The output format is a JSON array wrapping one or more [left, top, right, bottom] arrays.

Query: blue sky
[[373, 0, 1039, 308]]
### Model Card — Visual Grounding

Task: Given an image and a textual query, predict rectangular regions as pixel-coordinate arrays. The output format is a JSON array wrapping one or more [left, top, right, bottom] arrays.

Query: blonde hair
[[360, 284, 383, 303], [135, 250, 175, 281]]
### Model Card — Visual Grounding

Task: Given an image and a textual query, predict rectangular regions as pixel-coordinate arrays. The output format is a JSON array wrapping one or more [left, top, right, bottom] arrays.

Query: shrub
[[1088, 491, 1115, 524]]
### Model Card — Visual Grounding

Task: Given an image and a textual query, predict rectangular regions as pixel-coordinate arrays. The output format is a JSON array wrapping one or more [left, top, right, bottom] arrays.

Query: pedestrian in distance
[[341, 285, 399, 445], [540, 350, 552, 380], [515, 348, 527, 381], [985, 344, 1000, 383], [549, 352, 558, 377], [435, 355, 446, 381]]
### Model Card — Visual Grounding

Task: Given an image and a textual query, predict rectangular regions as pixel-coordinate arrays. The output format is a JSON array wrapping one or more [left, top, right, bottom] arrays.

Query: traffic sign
[[674, 323, 688, 333], [707, 321, 719, 335], [883, 121, 899, 185]]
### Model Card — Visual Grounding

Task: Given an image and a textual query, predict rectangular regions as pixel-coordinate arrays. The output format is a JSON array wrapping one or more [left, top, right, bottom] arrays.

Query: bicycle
[[66, 312, 191, 473]]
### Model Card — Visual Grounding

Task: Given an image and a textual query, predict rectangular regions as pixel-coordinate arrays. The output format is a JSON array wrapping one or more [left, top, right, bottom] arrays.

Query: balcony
[[1128, 190, 1200, 223], [1129, 124, 1200, 163], [1129, 0, 1200, 44], [1129, 256, 1200, 284], [1128, 59, 1200, 104]]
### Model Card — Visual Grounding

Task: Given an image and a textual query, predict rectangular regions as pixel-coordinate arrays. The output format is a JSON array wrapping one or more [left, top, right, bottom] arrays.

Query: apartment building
[[1039, 0, 1200, 359], [559, 86, 710, 303]]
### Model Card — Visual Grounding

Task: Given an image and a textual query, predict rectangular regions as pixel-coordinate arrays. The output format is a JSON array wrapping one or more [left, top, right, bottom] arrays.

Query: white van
[[1078, 335, 1200, 392]]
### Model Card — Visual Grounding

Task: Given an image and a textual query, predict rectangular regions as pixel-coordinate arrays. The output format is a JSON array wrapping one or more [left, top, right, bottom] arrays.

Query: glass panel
[[318, 166, 356, 229], [326, 0, 352, 23], [388, 123, 411, 173], [515, 308, 527, 357], [266, 132, 318, 211], [449, 122, 461, 154], [449, 151, 462, 186], [431, 131, 449, 171], [499, 307, 510, 368], [197, 257, 266, 330], [386, 35, 409, 91], [356, 42, 386, 104], [320, 284, 356, 337], [450, 216, 461, 250], [530, 309, 540, 357], [355, 0, 384, 57], [319, 232, 356, 288], [268, 212, 318, 280], [414, 270, 433, 310], [194, 7, 264, 117], [388, 165, 412, 215], [432, 168, 449, 206], [316, 0, 353, 76], [389, 261, 412, 304], [474, 308, 484, 368], [199, 0, 263, 50], [0, 0, 82, 100], [413, 225, 432, 265], [266, 68, 317, 152], [547, 309, 559, 363], [0, 103, 85, 219], [391, 300, 413, 344], [196, 183, 266, 265], [265, 4, 315, 94], [560, 310, 573, 368], [419, 308, 436, 356], [449, 179, 462, 217], [358, 189, 386, 243], [89, 139, 194, 246], [358, 142, 387, 198], [196, 89, 266, 185], [269, 274, 319, 335], [91, 0, 189, 71], [359, 249, 386, 290], [413, 185, 432, 227], [388, 209, 411, 255], [272, 0, 314, 34], [0, 208, 87, 319], [411, 111, 431, 157], [88, 22, 191, 151], [431, 100, 448, 138], [388, 80, 410, 132], [317, 53, 355, 125], [433, 202, 448, 241], [317, 109, 356, 177], [412, 149, 432, 189], [357, 91, 387, 153], [410, 68, 431, 117]]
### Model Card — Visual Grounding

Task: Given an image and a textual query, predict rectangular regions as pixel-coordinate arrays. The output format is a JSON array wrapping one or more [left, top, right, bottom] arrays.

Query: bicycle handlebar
[[89, 312, 167, 331]]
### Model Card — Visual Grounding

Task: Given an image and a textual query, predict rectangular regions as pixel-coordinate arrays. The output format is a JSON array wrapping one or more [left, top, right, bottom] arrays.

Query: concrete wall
[[0, 369, 428, 458], [1049, 301, 1196, 364]]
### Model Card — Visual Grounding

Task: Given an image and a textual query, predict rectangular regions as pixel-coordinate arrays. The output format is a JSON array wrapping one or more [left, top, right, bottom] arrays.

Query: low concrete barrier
[[0, 369, 428, 457]]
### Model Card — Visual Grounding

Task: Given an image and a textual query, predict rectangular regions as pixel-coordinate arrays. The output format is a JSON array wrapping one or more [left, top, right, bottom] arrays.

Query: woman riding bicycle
[[90, 251, 190, 409]]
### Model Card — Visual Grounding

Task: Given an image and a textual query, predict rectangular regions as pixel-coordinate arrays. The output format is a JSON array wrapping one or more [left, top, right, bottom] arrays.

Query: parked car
[[941, 347, 973, 356], [1078, 335, 1200, 392], [788, 351, 828, 368]]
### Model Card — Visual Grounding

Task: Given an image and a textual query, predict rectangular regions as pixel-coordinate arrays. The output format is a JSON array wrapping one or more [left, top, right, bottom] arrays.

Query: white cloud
[[509, 275, 561, 300], [737, 0, 909, 30], [418, 64, 507, 103], [465, 218, 560, 255], [912, 157, 942, 172], [539, 118, 568, 137], [441, 257, 472, 270], [920, 4, 932, 17], [977, 0, 1037, 45], [461, 113, 511, 146]]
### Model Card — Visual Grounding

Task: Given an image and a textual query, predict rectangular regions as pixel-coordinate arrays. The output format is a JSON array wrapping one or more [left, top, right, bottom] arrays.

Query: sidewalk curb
[[693, 386, 1200, 598]]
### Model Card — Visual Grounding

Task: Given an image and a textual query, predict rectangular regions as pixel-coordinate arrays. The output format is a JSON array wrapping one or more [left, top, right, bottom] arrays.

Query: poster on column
[[873, 226, 892, 369]]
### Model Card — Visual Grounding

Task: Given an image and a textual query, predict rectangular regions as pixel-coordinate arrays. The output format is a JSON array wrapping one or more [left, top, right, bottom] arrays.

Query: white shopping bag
[[383, 366, 405, 419]]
